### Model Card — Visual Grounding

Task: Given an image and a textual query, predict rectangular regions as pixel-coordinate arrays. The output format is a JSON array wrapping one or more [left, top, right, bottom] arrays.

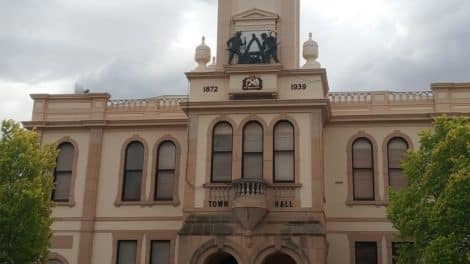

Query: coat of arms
[[242, 76, 263, 90]]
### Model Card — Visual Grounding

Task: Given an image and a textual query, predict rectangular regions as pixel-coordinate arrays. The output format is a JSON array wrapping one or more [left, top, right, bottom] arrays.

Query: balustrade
[[232, 179, 266, 198], [107, 95, 188, 112]]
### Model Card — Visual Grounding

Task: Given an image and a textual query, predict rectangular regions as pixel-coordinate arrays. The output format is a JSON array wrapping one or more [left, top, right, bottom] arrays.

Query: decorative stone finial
[[208, 56, 217, 70], [302, 32, 321, 69], [194, 36, 211, 72]]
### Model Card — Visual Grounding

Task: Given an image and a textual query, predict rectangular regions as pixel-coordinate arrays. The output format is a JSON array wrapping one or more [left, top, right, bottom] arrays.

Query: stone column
[[77, 128, 104, 263]]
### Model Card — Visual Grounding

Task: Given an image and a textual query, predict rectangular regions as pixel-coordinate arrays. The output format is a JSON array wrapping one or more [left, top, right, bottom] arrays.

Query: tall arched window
[[155, 141, 176, 201], [53, 143, 74, 202], [273, 121, 295, 182], [211, 122, 233, 183], [122, 141, 144, 201], [243, 122, 263, 179], [352, 138, 374, 200], [388, 137, 409, 190]]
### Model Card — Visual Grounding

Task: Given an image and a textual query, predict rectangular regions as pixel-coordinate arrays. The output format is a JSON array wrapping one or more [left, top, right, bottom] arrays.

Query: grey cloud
[[76, 58, 189, 99], [0, 0, 469, 114], [0, 0, 204, 86], [304, 0, 470, 91]]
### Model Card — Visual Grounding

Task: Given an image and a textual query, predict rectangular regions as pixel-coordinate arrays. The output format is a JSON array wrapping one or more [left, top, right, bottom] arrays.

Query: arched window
[[273, 121, 295, 182], [53, 143, 74, 202], [122, 141, 144, 201], [155, 141, 176, 201], [243, 122, 263, 179], [211, 122, 233, 183], [352, 138, 374, 200], [48, 260, 63, 264], [387, 137, 409, 190]]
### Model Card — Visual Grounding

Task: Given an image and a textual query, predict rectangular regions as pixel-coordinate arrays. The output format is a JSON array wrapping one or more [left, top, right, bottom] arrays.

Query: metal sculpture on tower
[[227, 31, 279, 64]]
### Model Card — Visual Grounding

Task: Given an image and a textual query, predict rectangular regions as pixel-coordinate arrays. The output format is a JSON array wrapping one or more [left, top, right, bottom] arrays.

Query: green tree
[[0, 120, 58, 264], [387, 116, 470, 264]]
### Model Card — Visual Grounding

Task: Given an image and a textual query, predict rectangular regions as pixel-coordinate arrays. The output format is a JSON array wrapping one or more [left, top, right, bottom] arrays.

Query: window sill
[[147, 200, 180, 207], [52, 201, 76, 207], [345, 200, 387, 206], [114, 200, 180, 207], [269, 182, 302, 188], [203, 183, 232, 188], [114, 201, 147, 207]]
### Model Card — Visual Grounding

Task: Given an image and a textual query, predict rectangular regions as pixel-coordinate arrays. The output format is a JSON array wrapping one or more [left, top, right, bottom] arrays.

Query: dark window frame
[[352, 137, 375, 201], [273, 120, 295, 183], [387, 137, 409, 189], [211, 122, 233, 183], [149, 240, 171, 264], [117, 240, 138, 264], [355, 241, 378, 264], [242, 121, 264, 179], [122, 141, 144, 202], [154, 141, 176, 201], [52, 142, 74, 202]]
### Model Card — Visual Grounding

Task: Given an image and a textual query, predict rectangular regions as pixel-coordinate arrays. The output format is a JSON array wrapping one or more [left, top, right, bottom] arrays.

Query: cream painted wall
[[193, 112, 314, 208], [232, 0, 281, 13], [189, 78, 229, 102], [323, 123, 431, 218], [42, 130, 90, 218], [50, 232, 80, 264], [94, 221, 182, 232], [326, 233, 393, 264], [326, 234, 350, 264], [95, 128, 187, 218], [91, 233, 113, 264], [194, 115, 212, 208], [278, 75, 325, 99], [51, 221, 82, 231], [296, 113, 313, 208]]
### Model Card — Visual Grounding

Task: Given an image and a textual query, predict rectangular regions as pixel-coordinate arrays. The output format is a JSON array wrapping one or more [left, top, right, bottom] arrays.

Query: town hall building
[[24, 0, 470, 263]]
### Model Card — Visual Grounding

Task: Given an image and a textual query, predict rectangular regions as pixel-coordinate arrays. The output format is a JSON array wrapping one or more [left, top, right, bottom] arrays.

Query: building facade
[[25, 0, 470, 263]]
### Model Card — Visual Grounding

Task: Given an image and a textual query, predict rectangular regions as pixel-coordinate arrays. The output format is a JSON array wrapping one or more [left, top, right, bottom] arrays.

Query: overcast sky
[[1, 0, 469, 122]]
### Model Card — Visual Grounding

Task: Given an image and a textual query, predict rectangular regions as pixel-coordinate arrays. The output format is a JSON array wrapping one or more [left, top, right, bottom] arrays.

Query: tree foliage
[[0, 120, 58, 264], [387, 116, 470, 264]]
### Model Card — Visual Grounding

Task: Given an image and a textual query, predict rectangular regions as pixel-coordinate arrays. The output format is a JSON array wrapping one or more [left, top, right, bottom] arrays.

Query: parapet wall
[[26, 82, 470, 126]]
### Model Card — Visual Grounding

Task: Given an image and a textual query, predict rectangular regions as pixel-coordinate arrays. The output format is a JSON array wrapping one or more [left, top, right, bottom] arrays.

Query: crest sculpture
[[242, 76, 263, 90]]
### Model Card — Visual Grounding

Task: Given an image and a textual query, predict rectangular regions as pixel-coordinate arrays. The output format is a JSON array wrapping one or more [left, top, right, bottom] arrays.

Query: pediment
[[232, 8, 279, 21]]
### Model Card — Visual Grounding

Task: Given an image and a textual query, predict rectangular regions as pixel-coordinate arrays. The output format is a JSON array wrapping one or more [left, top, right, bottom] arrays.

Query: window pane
[[117, 241, 137, 264], [388, 138, 408, 169], [212, 152, 232, 182], [156, 171, 175, 200], [243, 122, 263, 152], [354, 169, 374, 200], [274, 121, 294, 151], [53, 172, 71, 201], [274, 152, 294, 182], [123, 171, 142, 201], [243, 153, 263, 179], [355, 242, 377, 264], [353, 139, 372, 168], [214, 123, 233, 152], [57, 143, 74, 171], [389, 169, 408, 190], [126, 142, 144, 171], [151, 240, 170, 264], [158, 142, 176, 170]]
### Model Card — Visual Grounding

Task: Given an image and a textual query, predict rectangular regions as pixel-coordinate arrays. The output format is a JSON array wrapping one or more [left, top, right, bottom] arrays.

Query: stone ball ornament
[[194, 36, 211, 71], [302, 32, 321, 69]]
